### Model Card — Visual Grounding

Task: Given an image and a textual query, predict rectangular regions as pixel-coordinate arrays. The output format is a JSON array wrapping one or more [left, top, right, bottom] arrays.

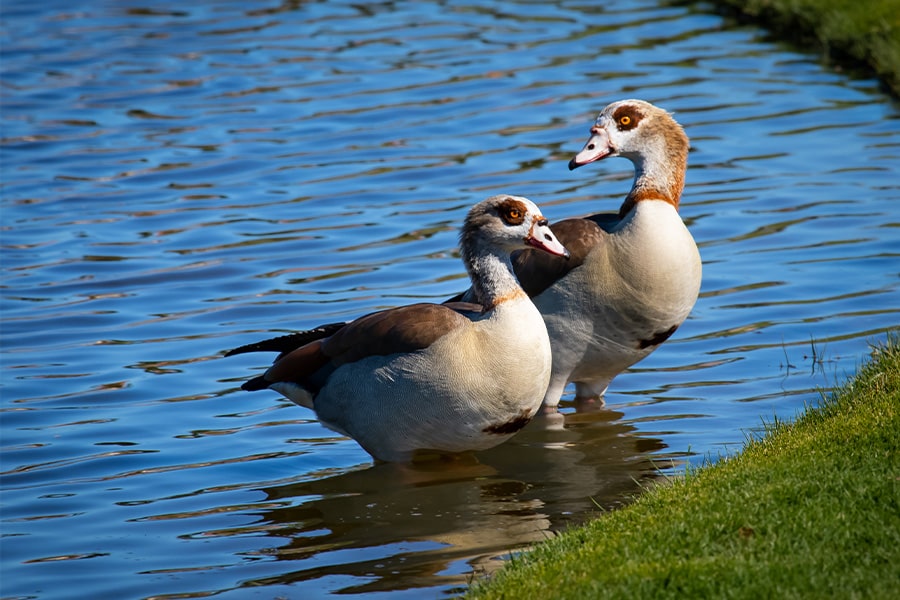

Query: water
[[2, 0, 898, 598]]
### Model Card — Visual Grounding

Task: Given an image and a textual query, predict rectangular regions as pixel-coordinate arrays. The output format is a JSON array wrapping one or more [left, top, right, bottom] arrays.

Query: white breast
[[536, 200, 701, 402]]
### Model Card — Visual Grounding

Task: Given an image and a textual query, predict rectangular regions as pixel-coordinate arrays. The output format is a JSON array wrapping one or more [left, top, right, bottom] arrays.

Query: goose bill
[[568, 127, 613, 170], [526, 226, 569, 258]]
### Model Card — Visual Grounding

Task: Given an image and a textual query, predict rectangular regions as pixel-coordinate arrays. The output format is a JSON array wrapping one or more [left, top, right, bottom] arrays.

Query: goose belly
[[536, 203, 701, 392], [312, 305, 552, 461]]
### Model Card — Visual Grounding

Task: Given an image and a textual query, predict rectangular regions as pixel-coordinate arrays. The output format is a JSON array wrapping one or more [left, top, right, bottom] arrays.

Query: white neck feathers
[[462, 242, 526, 309]]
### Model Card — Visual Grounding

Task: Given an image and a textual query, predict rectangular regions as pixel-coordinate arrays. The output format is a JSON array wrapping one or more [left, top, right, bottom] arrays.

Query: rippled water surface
[[2, 0, 898, 598]]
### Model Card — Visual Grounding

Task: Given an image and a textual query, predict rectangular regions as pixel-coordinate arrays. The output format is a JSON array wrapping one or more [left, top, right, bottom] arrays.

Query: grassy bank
[[468, 337, 900, 598], [699, 0, 900, 97]]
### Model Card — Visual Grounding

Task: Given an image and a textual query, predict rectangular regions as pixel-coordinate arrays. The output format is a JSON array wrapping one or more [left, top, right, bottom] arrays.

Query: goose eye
[[619, 115, 631, 126], [498, 200, 527, 225]]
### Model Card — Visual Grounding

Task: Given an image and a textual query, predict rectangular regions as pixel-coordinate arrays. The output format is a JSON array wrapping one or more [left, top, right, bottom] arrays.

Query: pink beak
[[527, 219, 569, 258], [568, 126, 613, 170]]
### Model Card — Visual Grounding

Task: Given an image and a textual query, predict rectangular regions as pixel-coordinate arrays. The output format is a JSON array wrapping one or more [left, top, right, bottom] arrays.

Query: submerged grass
[[698, 0, 900, 96], [467, 337, 900, 598]]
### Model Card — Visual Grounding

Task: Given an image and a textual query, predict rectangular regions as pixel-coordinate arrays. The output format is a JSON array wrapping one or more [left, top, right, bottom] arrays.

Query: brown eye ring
[[497, 198, 527, 225]]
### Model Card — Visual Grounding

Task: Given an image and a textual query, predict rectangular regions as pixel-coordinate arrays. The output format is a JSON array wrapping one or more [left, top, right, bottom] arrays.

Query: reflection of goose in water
[[221, 405, 664, 595]]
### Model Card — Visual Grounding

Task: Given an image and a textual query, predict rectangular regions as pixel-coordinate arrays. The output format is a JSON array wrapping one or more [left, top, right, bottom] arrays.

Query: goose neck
[[463, 246, 525, 309], [620, 145, 687, 217]]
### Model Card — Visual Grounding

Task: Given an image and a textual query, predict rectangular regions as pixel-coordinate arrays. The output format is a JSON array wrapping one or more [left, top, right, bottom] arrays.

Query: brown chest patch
[[638, 324, 679, 349], [483, 409, 533, 435]]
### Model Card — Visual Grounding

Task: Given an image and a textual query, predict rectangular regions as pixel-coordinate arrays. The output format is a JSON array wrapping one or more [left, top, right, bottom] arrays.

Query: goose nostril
[[587, 144, 595, 150]]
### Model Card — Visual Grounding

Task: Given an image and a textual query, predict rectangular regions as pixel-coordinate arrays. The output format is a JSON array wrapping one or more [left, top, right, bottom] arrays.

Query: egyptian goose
[[457, 99, 702, 408], [226, 195, 569, 463]]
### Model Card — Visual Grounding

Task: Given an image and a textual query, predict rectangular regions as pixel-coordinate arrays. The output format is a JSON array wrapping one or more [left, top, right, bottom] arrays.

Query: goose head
[[461, 194, 569, 262], [460, 195, 569, 308], [568, 99, 689, 209]]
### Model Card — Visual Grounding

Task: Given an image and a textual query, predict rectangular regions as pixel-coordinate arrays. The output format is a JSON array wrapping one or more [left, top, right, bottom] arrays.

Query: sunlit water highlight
[[2, 1, 898, 598]]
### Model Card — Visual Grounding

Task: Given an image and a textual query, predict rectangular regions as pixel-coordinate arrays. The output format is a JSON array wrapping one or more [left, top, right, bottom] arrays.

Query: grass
[[696, 0, 900, 96], [467, 337, 900, 599]]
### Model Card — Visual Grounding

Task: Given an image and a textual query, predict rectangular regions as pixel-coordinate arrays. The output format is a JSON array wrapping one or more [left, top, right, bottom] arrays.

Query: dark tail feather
[[224, 322, 347, 358], [241, 375, 272, 392]]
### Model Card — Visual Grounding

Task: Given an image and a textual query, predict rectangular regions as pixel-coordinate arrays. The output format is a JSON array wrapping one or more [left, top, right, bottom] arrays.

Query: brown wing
[[224, 321, 347, 358], [323, 303, 472, 365], [259, 303, 473, 388], [513, 217, 608, 297], [442, 300, 483, 315], [226, 301, 482, 360]]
